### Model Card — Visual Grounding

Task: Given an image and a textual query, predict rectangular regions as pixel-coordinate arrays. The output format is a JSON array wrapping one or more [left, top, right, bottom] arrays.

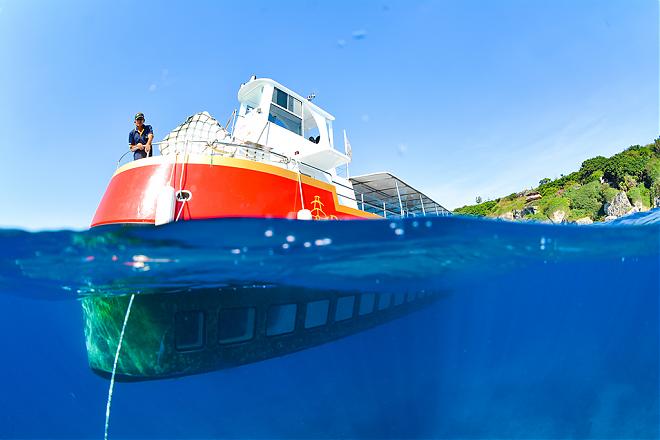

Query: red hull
[[91, 155, 377, 227]]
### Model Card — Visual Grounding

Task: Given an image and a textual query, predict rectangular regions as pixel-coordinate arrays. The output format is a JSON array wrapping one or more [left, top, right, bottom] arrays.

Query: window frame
[[218, 307, 256, 345], [266, 303, 299, 337], [270, 87, 304, 135], [174, 310, 206, 352]]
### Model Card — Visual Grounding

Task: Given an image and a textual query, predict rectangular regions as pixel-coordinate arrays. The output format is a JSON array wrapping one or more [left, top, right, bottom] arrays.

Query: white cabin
[[232, 77, 356, 206]]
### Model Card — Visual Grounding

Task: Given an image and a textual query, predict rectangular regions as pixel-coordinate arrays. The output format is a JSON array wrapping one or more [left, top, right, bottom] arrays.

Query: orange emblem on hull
[[310, 195, 338, 220]]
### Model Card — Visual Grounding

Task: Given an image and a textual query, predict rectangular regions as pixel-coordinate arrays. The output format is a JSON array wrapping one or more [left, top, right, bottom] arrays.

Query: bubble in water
[[264, 230, 274, 238], [394, 228, 404, 236], [230, 249, 241, 254], [314, 238, 332, 246], [389, 222, 397, 229], [304, 242, 311, 248], [286, 235, 295, 243], [282, 243, 290, 249]]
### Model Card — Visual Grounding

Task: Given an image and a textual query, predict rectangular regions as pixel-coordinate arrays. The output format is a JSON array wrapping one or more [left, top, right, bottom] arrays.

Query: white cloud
[[148, 83, 157, 92]]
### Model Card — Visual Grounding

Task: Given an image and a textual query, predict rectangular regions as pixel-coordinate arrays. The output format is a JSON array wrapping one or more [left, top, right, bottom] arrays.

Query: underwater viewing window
[[359, 293, 375, 315], [378, 293, 392, 310], [175, 311, 205, 351], [305, 300, 330, 329], [394, 292, 406, 306], [335, 296, 355, 321], [266, 304, 298, 336], [218, 307, 255, 344]]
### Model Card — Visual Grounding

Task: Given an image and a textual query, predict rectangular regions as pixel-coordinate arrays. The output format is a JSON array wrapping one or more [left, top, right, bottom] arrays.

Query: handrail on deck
[[116, 140, 450, 217]]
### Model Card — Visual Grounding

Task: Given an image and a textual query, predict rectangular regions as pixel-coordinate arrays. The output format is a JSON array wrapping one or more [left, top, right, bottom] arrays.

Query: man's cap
[[134, 112, 145, 120]]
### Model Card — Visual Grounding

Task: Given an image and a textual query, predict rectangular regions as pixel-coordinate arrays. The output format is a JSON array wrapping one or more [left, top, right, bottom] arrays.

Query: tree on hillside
[[538, 178, 551, 186], [602, 146, 652, 186], [579, 156, 608, 179]]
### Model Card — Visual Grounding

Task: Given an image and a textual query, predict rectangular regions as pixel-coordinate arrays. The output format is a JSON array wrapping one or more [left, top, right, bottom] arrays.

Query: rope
[[168, 152, 177, 187], [175, 142, 189, 222], [175, 200, 187, 222], [104, 293, 136, 440], [296, 160, 305, 210]]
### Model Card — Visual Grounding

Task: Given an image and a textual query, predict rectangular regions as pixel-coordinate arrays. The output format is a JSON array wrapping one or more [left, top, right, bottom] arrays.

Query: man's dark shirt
[[129, 125, 154, 160]]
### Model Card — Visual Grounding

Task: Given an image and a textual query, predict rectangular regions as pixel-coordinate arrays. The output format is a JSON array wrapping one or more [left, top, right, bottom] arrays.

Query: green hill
[[453, 139, 660, 222]]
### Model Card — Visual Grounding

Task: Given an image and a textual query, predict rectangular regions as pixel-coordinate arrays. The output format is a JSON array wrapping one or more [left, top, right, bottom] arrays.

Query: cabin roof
[[350, 172, 451, 217], [238, 77, 336, 121]]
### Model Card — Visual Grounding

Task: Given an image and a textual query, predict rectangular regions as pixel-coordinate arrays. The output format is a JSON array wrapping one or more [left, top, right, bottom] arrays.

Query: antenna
[[343, 130, 352, 178]]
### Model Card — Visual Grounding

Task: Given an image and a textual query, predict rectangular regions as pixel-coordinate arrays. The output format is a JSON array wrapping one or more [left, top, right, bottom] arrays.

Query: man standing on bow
[[128, 112, 154, 160]]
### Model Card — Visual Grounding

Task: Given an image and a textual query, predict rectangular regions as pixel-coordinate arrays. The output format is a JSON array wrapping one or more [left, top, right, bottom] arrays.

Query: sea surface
[[0, 212, 658, 439]]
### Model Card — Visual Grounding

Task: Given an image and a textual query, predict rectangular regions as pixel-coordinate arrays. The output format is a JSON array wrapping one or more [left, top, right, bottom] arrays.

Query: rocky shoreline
[[454, 140, 660, 224], [496, 189, 658, 224]]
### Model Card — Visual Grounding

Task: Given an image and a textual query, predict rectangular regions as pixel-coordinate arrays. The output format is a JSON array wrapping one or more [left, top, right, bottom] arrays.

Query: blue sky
[[0, 0, 657, 230]]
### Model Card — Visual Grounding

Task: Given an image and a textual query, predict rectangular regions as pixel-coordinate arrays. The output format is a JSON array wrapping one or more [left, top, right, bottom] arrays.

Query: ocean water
[[0, 212, 658, 439]]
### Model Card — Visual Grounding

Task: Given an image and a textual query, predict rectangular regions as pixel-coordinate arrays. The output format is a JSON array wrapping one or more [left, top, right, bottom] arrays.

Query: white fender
[[155, 185, 176, 226], [297, 209, 313, 220]]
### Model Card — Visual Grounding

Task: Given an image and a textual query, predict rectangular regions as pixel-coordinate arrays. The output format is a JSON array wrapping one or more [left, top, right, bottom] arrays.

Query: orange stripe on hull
[[91, 160, 376, 227]]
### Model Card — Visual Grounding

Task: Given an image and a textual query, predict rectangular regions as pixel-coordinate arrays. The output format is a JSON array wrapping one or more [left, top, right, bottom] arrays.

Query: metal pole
[[361, 193, 364, 211], [383, 202, 387, 218], [420, 194, 426, 216], [435, 205, 439, 216], [394, 180, 404, 217]]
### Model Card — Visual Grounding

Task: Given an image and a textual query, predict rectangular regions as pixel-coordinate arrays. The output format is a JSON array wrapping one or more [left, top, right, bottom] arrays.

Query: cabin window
[[175, 311, 205, 351], [266, 303, 297, 336], [358, 293, 375, 315], [218, 307, 255, 344], [335, 296, 355, 321], [269, 104, 302, 135], [273, 88, 288, 108], [378, 293, 392, 310], [272, 88, 302, 116], [305, 299, 329, 329], [394, 292, 406, 306], [270, 87, 303, 135]]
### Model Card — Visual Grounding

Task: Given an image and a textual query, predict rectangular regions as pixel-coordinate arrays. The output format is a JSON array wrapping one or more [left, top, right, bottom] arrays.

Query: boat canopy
[[350, 172, 451, 218]]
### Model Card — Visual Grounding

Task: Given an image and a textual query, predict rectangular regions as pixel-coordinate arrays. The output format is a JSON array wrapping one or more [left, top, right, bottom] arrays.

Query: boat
[[84, 76, 451, 381]]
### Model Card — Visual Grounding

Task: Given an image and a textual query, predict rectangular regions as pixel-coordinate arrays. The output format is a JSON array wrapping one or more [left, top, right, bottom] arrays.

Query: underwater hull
[[82, 287, 440, 381], [91, 155, 376, 227]]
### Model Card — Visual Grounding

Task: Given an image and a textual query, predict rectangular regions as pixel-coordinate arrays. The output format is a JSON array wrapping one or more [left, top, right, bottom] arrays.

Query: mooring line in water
[[104, 293, 136, 440]]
